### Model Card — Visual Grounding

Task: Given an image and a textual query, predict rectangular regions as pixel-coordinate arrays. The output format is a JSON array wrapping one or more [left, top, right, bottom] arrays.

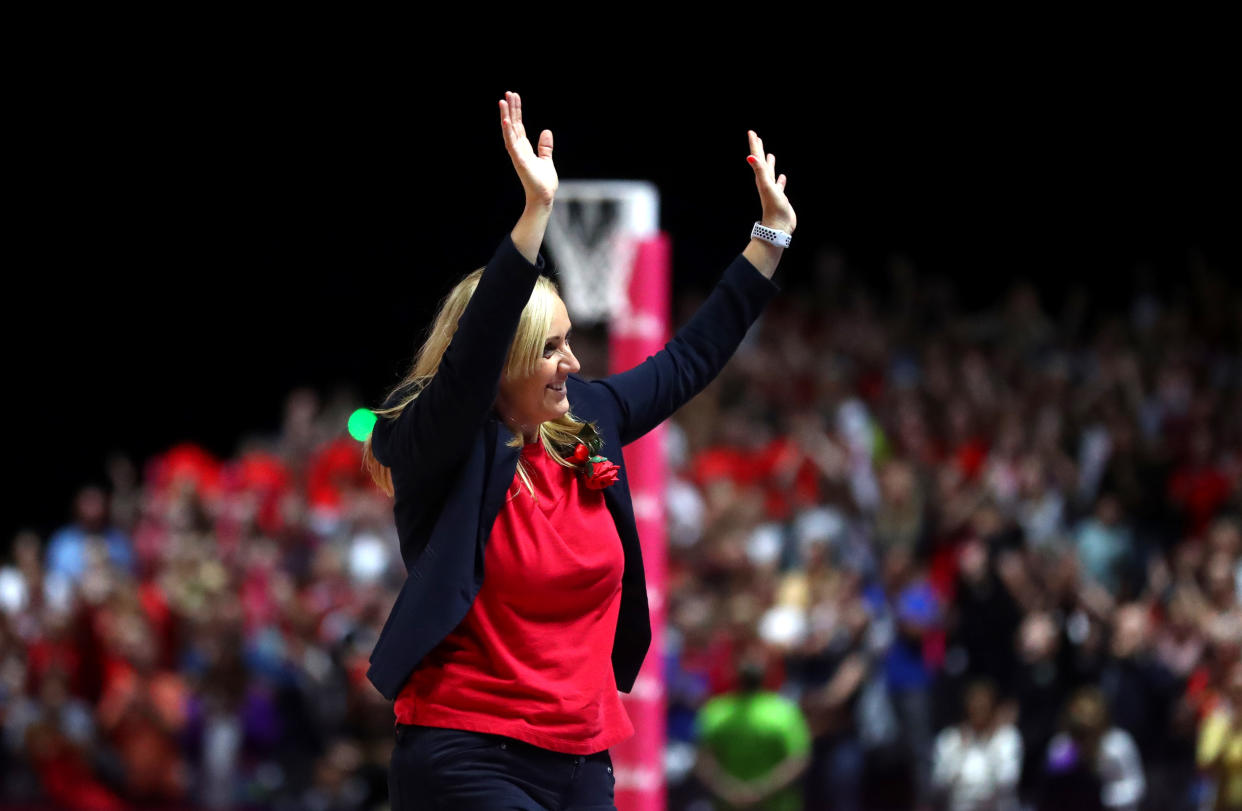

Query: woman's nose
[[561, 347, 580, 374]]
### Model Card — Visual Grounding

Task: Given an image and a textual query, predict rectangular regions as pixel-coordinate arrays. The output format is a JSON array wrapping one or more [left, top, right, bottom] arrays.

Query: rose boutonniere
[[584, 457, 619, 490], [566, 423, 619, 490]]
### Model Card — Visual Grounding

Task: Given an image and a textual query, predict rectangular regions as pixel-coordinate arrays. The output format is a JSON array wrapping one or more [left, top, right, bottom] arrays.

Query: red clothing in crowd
[[395, 440, 633, 755], [1168, 462, 1233, 536], [691, 436, 820, 521]]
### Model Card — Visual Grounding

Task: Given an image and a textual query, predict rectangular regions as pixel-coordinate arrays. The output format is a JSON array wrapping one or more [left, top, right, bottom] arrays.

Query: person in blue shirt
[[45, 485, 134, 584]]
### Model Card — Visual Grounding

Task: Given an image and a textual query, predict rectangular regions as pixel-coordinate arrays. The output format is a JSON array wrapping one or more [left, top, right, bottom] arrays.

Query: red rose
[[585, 459, 619, 490], [569, 443, 591, 464]]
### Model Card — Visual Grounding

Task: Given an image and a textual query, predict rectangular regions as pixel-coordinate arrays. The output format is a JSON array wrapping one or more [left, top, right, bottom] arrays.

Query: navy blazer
[[366, 233, 779, 702]]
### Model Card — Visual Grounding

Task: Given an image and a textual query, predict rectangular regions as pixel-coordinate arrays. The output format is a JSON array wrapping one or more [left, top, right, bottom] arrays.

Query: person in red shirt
[[365, 92, 794, 810]]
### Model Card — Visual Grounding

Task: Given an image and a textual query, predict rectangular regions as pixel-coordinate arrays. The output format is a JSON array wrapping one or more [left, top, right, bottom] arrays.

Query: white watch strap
[[751, 222, 792, 248]]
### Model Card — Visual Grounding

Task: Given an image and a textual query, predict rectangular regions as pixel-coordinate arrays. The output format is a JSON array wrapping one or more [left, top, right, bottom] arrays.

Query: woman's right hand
[[499, 91, 557, 208]]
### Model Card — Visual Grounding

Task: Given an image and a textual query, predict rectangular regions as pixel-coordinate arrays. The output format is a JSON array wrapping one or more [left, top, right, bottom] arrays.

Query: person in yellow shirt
[[1198, 662, 1242, 810]]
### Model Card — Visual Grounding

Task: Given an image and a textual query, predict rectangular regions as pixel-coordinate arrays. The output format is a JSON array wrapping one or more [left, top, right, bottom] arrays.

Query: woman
[[366, 91, 796, 810], [931, 678, 1023, 811]]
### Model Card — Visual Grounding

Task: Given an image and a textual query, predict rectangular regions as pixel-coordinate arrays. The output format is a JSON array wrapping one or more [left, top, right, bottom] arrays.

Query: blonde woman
[[367, 91, 795, 810]]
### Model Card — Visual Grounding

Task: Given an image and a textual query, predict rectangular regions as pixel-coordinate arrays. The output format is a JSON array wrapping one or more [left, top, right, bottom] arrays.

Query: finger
[[505, 91, 525, 141], [746, 157, 773, 189], [537, 129, 554, 159], [767, 152, 776, 179], [748, 130, 762, 161], [512, 98, 526, 140], [499, 99, 515, 145], [777, 173, 787, 190]]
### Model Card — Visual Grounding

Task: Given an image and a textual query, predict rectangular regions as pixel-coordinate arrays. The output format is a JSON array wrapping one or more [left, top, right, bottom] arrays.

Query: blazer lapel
[[479, 417, 520, 557]]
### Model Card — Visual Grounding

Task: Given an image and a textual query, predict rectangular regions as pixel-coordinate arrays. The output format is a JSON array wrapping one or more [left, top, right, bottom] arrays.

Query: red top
[[394, 440, 634, 754]]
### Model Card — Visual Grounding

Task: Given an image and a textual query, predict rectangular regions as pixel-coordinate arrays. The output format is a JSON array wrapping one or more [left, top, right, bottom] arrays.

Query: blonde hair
[[362, 268, 588, 498]]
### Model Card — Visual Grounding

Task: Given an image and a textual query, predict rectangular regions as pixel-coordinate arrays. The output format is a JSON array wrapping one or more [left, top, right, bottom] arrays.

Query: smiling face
[[496, 294, 579, 440]]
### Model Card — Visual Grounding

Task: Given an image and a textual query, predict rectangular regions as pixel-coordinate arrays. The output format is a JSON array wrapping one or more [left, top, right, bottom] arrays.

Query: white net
[[544, 181, 660, 326]]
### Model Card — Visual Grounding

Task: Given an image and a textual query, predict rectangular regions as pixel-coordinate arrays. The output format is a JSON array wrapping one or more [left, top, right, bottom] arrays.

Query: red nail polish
[[746, 155, 757, 164]]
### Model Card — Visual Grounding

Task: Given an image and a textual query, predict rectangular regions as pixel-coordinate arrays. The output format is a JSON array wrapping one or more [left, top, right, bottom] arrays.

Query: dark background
[[9, 49, 1239, 546]]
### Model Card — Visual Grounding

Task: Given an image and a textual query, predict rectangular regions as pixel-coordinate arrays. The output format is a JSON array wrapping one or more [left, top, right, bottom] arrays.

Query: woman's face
[[496, 295, 580, 437]]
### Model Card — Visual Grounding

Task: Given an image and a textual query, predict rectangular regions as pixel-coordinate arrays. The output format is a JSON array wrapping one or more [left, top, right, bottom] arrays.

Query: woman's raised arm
[[372, 92, 556, 474], [588, 130, 792, 445]]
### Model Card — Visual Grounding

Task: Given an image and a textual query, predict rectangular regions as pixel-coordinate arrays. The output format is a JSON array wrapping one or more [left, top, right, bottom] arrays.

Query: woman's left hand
[[746, 130, 796, 235]]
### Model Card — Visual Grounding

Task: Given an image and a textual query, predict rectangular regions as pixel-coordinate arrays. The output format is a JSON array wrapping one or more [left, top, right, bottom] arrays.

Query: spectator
[[1075, 493, 1135, 596], [1041, 687, 1145, 811], [931, 678, 1023, 811], [1197, 662, 1242, 810], [44, 487, 134, 585], [1099, 603, 1192, 808], [864, 544, 941, 808], [793, 581, 868, 811], [694, 643, 812, 810]]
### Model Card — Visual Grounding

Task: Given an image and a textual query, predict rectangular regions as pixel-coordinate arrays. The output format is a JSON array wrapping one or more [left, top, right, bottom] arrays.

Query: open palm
[[499, 91, 557, 206], [746, 130, 796, 235]]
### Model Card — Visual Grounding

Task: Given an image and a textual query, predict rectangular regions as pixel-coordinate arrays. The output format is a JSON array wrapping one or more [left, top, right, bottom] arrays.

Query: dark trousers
[[389, 723, 616, 810]]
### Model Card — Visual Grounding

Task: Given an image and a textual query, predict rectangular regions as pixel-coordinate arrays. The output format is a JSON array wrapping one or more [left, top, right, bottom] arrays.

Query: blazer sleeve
[[591, 252, 778, 446], [371, 234, 545, 473]]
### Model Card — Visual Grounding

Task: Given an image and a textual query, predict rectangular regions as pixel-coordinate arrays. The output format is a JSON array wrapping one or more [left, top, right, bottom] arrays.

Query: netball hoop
[[544, 181, 660, 327], [546, 180, 670, 811]]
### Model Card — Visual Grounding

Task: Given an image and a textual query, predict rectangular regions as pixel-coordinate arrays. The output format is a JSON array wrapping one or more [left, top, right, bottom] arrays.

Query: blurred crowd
[[1, 390, 400, 810], [2, 250, 1241, 810], [667, 252, 1242, 811]]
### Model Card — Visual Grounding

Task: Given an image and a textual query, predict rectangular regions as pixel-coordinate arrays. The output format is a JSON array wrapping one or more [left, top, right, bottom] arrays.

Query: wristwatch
[[751, 222, 792, 248]]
